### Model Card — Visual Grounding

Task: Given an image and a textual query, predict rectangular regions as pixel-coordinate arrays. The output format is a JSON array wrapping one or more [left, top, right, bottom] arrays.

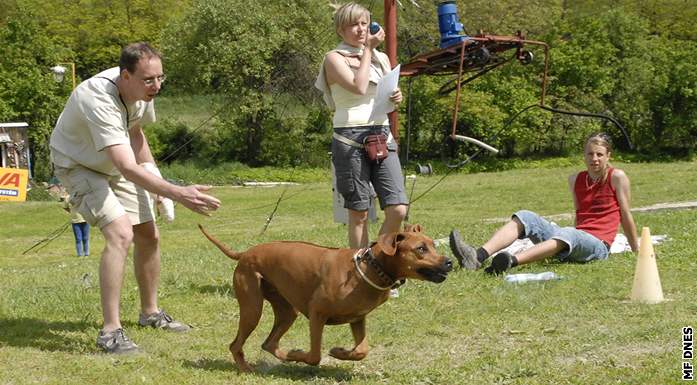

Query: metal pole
[[70, 62, 76, 90], [58, 62, 77, 90], [384, 0, 399, 142]]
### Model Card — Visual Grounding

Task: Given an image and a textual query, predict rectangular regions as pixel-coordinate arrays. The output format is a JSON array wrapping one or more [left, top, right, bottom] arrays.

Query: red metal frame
[[400, 32, 550, 140]]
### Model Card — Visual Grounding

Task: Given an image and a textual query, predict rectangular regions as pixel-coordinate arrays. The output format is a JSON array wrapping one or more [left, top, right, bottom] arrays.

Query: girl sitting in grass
[[450, 132, 639, 275]]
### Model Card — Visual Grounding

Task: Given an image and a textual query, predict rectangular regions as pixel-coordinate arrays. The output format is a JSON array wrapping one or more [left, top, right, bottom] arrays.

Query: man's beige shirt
[[50, 67, 156, 176]]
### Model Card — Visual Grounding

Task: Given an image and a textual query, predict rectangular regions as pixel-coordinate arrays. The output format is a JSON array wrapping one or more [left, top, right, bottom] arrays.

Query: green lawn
[[1, 159, 696, 384]]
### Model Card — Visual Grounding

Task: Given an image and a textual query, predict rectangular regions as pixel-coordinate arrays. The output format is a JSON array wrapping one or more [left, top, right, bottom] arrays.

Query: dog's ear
[[377, 232, 407, 256], [403, 223, 423, 233]]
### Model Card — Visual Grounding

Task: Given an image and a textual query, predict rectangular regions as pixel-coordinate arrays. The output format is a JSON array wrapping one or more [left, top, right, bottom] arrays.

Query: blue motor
[[438, 1, 469, 48]]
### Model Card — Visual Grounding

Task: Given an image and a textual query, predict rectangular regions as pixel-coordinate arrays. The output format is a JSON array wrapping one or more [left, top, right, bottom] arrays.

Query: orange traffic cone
[[630, 227, 664, 304]]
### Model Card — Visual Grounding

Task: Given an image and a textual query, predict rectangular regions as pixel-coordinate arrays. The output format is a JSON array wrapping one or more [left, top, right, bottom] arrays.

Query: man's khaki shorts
[[54, 165, 155, 229]]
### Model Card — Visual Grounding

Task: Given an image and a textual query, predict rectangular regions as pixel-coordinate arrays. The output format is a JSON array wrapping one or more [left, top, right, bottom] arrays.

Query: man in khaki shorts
[[50, 42, 221, 354]]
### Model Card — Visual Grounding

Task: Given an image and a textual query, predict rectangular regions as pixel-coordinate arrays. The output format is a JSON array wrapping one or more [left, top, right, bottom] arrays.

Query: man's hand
[[108, 146, 221, 217], [176, 185, 221, 216]]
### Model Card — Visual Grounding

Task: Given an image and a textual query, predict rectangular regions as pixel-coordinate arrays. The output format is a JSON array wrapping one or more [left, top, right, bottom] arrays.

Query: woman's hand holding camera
[[364, 27, 384, 50]]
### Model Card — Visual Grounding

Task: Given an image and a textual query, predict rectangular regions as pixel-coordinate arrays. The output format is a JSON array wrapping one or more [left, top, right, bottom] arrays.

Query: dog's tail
[[198, 224, 242, 261]]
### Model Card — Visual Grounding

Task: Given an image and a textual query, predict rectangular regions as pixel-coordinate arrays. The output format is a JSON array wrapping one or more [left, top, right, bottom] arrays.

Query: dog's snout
[[444, 257, 453, 271]]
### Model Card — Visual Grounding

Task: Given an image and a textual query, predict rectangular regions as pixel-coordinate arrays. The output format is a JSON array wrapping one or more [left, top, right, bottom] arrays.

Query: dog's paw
[[286, 349, 307, 362], [236, 363, 255, 373], [232, 355, 255, 373], [329, 347, 366, 361], [329, 347, 349, 359], [287, 349, 321, 365]]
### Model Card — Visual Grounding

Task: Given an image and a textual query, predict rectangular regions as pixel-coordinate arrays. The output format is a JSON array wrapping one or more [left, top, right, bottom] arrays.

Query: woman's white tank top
[[330, 83, 389, 127]]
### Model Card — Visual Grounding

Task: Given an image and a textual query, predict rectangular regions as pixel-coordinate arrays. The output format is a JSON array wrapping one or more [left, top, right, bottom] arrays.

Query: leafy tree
[[3, 0, 697, 172], [0, 7, 70, 181], [160, 0, 333, 166], [4, 0, 192, 79]]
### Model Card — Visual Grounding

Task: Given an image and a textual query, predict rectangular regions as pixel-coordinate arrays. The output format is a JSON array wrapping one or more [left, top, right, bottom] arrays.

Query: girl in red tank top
[[449, 132, 639, 275], [574, 167, 621, 246]]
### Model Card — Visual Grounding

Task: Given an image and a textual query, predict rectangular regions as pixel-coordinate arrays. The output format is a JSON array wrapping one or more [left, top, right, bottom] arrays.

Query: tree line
[[1, 0, 696, 181]]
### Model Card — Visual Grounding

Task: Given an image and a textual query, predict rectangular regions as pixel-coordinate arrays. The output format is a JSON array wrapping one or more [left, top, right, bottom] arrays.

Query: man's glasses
[[141, 74, 166, 87]]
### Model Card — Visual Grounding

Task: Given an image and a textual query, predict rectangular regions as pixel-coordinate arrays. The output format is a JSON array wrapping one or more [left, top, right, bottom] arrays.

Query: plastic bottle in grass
[[504, 271, 561, 283]]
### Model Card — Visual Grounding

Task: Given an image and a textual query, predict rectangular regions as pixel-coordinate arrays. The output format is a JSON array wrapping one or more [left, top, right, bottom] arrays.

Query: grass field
[[1, 159, 696, 384]]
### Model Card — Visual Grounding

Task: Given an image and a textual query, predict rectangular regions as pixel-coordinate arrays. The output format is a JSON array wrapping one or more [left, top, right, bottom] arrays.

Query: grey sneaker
[[138, 309, 191, 332], [484, 251, 513, 276], [96, 328, 140, 354], [449, 230, 481, 270]]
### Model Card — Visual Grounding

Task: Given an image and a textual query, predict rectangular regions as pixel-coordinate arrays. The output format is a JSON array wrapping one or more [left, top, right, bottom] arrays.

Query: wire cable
[[406, 102, 633, 205]]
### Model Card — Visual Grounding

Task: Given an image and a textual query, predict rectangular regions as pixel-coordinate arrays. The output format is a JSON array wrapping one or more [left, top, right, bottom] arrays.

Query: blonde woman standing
[[316, 2, 408, 248]]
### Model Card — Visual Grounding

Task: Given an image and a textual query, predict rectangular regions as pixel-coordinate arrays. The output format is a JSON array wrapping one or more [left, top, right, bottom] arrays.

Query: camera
[[369, 22, 381, 35]]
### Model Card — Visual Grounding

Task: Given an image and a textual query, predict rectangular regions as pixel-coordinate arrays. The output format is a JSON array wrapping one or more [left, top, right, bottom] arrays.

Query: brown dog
[[198, 224, 452, 372]]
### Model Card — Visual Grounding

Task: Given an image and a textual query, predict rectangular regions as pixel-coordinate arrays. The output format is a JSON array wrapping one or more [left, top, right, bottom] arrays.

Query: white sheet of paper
[[370, 64, 400, 121]]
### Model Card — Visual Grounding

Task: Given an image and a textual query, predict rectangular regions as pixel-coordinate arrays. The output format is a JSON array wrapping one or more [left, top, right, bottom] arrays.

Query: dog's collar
[[353, 248, 405, 291]]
